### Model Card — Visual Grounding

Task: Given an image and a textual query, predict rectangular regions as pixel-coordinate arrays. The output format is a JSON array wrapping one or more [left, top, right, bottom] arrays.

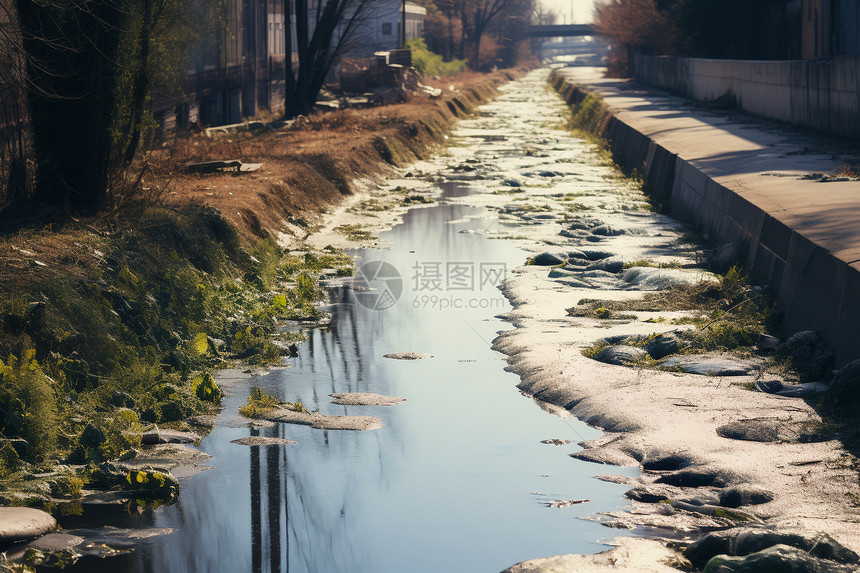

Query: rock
[[502, 178, 521, 187], [660, 356, 756, 376], [230, 436, 296, 446], [547, 268, 579, 279], [757, 334, 780, 351], [686, 529, 859, 570], [140, 428, 201, 445], [622, 267, 713, 290], [383, 352, 433, 360], [586, 256, 624, 273], [0, 507, 58, 544], [591, 224, 626, 236], [187, 415, 218, 428], [593, 345, 646, 366], [79, 423, 106, 448], [580, 249, 614, 261], [26, 532, 85, 552], [642, 453, 692, 471], [531, 251, 566, 266], [655, 469, 726, 487], [158, 400, 184, 422], [711, 242, 744, 272], [719, 485, 774, 508], [566, 249, 588, 260], [716, 421, 780, 442], [194, 373, 222, 404], [776, 381, 829, 397], [124, 469, 179, 501], [266, 409, 383, 431], [329, 393, 405, 406], [755, 380, 783, 393], [538, 170, 560, 177], [826, 358, 860, 414], [703, 544, 857, 573], [777, 329, 832, 380], [644, 333, 680, 359], [625, 486, 671, 504]]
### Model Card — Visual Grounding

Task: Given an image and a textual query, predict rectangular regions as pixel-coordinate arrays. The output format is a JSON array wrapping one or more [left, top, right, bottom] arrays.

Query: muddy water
[[121, 70, 651, 572]]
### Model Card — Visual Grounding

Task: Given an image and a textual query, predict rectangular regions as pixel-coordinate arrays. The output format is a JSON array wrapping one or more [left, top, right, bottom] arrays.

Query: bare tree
[[461, 0, 512, 68], [283, 0, 373, 118]]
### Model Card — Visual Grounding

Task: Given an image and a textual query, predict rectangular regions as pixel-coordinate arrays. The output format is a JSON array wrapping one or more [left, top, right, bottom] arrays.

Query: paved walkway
[[556, 66, 860, 364]]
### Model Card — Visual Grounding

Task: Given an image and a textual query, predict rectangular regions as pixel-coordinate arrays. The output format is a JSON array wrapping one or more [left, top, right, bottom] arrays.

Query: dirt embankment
[[154, 70, 524, 244]]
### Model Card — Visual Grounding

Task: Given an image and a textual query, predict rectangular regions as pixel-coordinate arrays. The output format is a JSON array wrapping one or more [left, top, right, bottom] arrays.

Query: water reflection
[[121, 195, 635, 573]]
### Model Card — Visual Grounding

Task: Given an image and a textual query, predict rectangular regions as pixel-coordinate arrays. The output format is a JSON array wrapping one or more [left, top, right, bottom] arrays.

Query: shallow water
[[117, 71, 643, 573]]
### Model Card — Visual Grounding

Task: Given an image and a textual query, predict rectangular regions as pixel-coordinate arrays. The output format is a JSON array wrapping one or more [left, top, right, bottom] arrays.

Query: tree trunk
[[16, 0, 124, 211]]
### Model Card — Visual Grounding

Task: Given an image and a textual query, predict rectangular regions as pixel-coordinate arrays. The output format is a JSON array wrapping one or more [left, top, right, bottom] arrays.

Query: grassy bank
[[0, 69, 523, 508]]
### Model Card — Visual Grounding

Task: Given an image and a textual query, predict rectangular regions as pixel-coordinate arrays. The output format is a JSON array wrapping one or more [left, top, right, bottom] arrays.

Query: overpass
[[527, 24, 594, 38]]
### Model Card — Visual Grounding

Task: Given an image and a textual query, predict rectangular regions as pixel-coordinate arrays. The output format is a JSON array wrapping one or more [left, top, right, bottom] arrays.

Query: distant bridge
[[527, 24, 594, 38]]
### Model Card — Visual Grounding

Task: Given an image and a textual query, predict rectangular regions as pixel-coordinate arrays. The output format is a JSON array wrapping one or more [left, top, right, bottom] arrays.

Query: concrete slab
[[555, 67, 860, 364]]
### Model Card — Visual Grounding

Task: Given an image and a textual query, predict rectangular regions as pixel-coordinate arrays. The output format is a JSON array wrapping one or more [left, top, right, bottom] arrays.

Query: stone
[[826, 358, 860, 414], [703, 544, 857, 572], [502, 178, 521, 187], [660, 356, 756, 376], [140, 428, 201, 445], [776, 381, 829, 397], [622, 267, 712, 290], [79, 423, 106, 448], [593, 345, 646, 366], [531, 251, 566, 266], [655, 469, 726, 487], [719, 485, 774, 508], [0, 507, 57, 544], [755, 379, 783, 393], [757, 334, 780, 351], [711, 242, 744, 273], [124, 469, 180, 501], [716, 421, 780, 442], [625, 486, 670, 504], [383, 352, 432, 360], [591, 224, 627, 236], [586, 256, 624, 273], [644, 333, 680, 359], [642, 453, 692, 471], [777, 329, 832, 380], [686, 529, 859, 570], [329, 393, 405, 406], [567, 249, 588, 260], [580, 249, 614, 260]]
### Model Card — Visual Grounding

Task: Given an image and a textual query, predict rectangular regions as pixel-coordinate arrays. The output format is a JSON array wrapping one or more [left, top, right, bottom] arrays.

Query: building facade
[[155, 0, 425, 133]]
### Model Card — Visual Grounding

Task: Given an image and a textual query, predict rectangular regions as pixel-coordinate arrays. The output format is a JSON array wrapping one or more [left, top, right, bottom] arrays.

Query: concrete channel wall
[[551, 71, 860, 366], [633, 54, 860, 140]]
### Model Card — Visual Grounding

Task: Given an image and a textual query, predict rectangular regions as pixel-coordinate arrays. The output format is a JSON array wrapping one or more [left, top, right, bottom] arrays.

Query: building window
[[382, 22, 392, 35]]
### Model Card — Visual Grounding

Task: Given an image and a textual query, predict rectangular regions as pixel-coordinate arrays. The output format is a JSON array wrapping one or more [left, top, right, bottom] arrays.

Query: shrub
[[406, 39, 467, 77]]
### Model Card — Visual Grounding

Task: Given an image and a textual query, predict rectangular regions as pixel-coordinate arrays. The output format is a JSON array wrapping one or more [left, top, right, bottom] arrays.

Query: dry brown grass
[[137, 68, 522, 243]]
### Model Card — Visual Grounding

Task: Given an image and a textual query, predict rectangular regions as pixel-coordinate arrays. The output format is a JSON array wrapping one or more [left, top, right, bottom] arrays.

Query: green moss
[[239, 387, 281, 418]]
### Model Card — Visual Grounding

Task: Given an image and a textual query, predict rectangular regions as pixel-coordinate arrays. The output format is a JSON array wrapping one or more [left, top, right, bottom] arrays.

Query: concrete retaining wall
[[552, 73, 860, 366], [633, 55, 860, 140]]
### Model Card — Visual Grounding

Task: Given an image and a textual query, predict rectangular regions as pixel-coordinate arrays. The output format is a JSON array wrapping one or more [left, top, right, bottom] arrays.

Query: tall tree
[[461, 0, 511, 68], [283, 0, 373, 118]]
